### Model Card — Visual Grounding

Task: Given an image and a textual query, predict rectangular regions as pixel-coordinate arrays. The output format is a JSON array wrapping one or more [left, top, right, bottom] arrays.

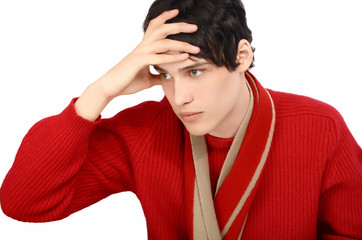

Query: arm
[[0, 99, 145, 222], [317, 114, 362, 239], [0, 9, 199, 222]]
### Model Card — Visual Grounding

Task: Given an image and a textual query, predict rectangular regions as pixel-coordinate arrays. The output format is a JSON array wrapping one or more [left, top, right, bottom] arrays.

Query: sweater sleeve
[[0, 99, 139, 222], [317, 113, 362, 239]]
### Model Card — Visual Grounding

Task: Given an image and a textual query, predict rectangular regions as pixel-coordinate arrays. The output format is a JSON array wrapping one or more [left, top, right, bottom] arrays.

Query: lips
[[179, 112, 202, 122]]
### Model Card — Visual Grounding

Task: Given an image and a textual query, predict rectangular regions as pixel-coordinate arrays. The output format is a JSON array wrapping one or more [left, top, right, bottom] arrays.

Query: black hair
[[143, 0, 255, 71]]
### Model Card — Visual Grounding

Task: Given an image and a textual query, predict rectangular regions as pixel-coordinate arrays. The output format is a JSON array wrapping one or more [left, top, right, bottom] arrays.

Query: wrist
[[75, 82, 112, 121]]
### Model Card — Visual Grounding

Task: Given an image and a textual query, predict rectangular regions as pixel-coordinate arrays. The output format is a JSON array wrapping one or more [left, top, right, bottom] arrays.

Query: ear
[[235, 39, 254, 72]]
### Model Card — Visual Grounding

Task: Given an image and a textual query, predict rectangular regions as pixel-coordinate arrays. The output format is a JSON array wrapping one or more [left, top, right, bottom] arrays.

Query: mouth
[[179, 112, 203, 122]]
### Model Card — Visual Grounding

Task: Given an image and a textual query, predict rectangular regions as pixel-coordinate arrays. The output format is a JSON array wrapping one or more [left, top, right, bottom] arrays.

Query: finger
[[147, 52, 190, 66], [147, 39, 200, 55], [145, 22, 198, 43], [144, 9, 179, 38]]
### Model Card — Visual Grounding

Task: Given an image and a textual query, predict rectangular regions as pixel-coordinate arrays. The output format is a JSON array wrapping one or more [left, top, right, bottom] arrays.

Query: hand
[[75, 9, 200, 121], [97, 9, 200, 98]]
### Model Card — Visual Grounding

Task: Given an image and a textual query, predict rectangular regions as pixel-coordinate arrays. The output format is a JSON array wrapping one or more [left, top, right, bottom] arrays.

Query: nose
[[173, 78, 193, 106]]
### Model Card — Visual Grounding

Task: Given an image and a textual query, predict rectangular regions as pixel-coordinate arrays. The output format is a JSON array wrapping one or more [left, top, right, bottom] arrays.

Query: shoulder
[[268, 89, 343, 122], [267, 89, 351, 144], [267, 89, 361, 169]]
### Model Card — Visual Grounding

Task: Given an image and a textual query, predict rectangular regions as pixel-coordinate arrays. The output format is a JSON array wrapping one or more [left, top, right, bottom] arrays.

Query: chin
[[184, 124, 210, 136]]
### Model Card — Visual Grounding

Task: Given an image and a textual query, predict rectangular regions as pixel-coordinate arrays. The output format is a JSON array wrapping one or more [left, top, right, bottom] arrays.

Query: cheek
[[202, 78, 231, 100], [204, 79, 240, 113], [161, 81, 174, 99], [161, 81, 180, 113]]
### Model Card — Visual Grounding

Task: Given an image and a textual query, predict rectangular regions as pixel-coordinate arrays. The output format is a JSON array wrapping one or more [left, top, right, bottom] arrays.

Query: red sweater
[[1, 90, 361, 239]]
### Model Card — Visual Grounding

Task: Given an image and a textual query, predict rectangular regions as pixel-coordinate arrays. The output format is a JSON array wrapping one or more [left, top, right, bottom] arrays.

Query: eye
[[161, 73, 172, 80], [190, 70, 202, 77]]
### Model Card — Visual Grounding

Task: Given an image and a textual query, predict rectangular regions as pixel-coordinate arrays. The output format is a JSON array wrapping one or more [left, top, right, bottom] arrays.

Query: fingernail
[[190, 24, 198, 29], [192, 46, 200, 52]]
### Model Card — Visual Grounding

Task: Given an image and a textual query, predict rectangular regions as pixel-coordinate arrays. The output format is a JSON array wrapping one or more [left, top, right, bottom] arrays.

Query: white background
[[0, 0, 361, 239]]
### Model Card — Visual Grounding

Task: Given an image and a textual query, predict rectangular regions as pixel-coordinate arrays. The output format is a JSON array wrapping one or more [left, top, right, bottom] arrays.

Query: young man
[[1, 0, 361, 239]]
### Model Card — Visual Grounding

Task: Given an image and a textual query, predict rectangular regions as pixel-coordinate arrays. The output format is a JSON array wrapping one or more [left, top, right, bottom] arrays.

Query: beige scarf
[[183, 72, 276, 239]]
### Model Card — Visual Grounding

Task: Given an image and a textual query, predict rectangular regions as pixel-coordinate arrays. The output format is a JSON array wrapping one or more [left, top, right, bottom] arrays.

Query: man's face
[[154, 56, 250, 138]]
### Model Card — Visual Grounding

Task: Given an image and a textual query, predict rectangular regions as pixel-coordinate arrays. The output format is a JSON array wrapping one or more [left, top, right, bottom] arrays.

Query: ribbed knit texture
[[1, 90, 361, 239], [205, 134, 233, 197]]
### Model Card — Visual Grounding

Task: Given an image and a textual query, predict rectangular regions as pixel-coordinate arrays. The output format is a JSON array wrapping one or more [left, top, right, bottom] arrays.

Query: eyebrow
[[153, 62, 210, 73]]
